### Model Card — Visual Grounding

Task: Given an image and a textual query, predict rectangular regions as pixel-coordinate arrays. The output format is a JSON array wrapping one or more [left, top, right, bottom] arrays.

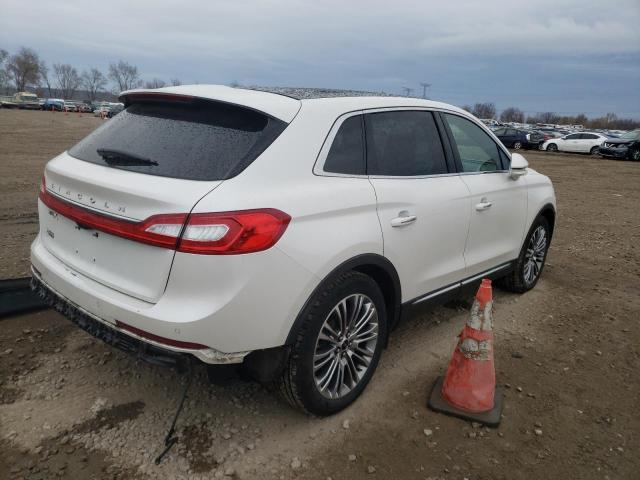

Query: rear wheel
[[589, 146, 599, 155], [513, 141, 523, 150], [278, 271, 386, 415], [499, 217, 550, 293], [546, 143, 558, 152]]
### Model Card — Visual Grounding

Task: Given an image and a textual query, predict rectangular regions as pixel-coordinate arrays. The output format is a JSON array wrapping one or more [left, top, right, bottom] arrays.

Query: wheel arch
[[284, 253, 402, 346], [537, 203, 556, 240]]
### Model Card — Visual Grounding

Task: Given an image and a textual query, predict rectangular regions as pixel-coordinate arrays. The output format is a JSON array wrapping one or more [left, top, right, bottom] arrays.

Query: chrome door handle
[[391, 214, 417, 227], [475, 200, 493, 211]]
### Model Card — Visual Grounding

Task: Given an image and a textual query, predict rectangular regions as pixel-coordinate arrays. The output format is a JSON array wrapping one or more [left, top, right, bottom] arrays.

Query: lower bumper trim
[[31, 274, 191, 371]]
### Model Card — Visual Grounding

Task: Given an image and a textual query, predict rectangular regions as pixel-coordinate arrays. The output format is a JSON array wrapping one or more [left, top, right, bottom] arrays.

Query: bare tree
[[6, 47, 42, 91], [471, 102, 496, 119], [81, 68, 107, 102], [0, 49, 9, 93], [461, 105, 473, 113], [170, 78, 182, 86], [143, 78, 166, 89], [39, 61, 53, 97], [538, 112, 557, 124], [53, 63, 81, 99], [108, 60, 141, 92], [500, 107, 525, 123]]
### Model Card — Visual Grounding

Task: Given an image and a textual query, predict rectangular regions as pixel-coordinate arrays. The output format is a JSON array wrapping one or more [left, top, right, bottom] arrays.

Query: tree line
[[1, 46, 638, 129], [462, 102, 639, 131], [0, 47, 181, 102]]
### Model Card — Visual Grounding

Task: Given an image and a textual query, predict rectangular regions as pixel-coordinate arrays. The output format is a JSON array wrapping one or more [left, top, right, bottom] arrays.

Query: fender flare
[[535, 202, 556, 240], [284, 253, 402, 346]]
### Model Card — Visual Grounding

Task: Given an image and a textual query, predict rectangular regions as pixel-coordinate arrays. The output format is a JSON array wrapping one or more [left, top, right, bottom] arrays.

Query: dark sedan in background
[[493, 127, 544, 150], [599, 130, 640, 161]]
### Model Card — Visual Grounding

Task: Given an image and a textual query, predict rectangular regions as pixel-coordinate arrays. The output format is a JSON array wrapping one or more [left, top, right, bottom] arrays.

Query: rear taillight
[[39, 186, 290, 254], [176, 210, 290, 255]]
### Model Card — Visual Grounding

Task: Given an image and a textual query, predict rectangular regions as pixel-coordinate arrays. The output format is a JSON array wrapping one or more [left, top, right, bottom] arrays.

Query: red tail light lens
[[39, 185, 290, 254], [177, 209, 291, 255]]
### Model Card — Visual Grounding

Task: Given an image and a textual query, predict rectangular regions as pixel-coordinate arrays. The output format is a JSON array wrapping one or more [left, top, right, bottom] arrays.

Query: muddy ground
[[0, 109, 639, 479]]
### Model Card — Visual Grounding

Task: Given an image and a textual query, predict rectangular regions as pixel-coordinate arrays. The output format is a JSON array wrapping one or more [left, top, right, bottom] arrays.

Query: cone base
[[427, 376, 504, 428]]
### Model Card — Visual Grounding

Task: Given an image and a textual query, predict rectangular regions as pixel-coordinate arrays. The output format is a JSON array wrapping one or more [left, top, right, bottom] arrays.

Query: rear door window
[[442, 113, 502, 172], [323, 115, 365, 175], [364, 111, 448, 176], [68, 99, 287, 181]]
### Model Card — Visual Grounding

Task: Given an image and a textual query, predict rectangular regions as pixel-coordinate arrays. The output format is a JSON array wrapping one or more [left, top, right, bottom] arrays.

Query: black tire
[[513, 141, 522, 150], [546, 143, 558, 152], [278, 271, 387, 415], [631, 149, 640, 162], [499, 217, 551, 293], [590, 146, 599, 155]]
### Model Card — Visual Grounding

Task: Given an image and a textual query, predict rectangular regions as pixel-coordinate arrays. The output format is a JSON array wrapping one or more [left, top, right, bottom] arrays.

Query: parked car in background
[[542, 132, 608, 154], [535, 130, 559, 143], [493, 127, 543, 150], [93, 106, 111, 117], [599, 130, 640, 161], [109, 103, 124, 116], [77, 103, 93, 113], [63, 101, 77, 112], [42, 99, 65, 111], [1, 91, 40, 109], [32, 85, 556, 415]]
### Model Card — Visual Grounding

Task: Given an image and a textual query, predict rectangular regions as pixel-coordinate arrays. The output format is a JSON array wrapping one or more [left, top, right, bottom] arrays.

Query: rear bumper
[[30, 232, 317, 362]]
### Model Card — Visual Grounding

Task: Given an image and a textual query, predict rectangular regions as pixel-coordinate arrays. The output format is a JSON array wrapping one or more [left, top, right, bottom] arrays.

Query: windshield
[[68, 98, 287, 181], [620, 131, 640, 140]]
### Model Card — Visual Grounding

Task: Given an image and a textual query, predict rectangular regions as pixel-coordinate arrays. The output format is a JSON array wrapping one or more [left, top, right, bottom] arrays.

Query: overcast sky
[[2, 0, 639, 118]]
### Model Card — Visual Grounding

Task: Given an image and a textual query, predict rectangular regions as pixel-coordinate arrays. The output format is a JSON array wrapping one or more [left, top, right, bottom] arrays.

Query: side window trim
[[436, 110, 511, 174], [433, 111, 458, 174], [313, 110, 365, 178]]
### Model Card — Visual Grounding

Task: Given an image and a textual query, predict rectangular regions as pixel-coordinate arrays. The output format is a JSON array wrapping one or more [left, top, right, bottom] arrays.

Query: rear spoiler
[[119, 85, 301, 123]]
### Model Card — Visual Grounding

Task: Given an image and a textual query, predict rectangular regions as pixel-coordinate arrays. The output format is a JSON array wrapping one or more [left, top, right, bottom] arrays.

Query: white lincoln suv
[[31, 85, 556, 415]]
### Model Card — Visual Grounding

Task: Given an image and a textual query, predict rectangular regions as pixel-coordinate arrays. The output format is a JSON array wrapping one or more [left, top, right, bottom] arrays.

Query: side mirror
[[509, 153, 528, 180]]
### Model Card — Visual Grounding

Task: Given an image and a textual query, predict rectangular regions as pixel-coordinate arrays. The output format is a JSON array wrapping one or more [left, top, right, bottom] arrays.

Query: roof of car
[[120, 84, 466, 123]]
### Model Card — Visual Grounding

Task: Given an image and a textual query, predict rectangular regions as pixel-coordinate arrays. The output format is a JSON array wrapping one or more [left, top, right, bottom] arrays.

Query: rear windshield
[[68, 99, 287, 181]]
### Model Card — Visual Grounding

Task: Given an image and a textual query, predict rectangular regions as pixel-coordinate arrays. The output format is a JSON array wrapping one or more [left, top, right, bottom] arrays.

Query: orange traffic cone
[[427, 279, 503, 427]]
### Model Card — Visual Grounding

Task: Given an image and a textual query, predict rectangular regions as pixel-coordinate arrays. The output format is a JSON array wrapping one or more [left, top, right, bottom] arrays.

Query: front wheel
[[631, 149, 640, 162], [590, 146, 599, 155], [499, 217, 550, 293], [278, 271, 387, 415], [513, 141, 523, 150]]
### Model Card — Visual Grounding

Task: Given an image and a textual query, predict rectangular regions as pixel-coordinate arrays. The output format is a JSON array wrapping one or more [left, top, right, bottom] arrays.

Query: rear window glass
[[323, 115, 365, 175], [68, 99, 287, 181]]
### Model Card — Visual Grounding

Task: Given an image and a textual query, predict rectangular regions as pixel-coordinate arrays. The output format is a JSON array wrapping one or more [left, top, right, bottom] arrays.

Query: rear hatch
[[39, 95, 288, 303]]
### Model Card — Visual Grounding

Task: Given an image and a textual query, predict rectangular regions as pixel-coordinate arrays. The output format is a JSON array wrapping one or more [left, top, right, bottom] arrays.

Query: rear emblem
[[47, 229, 55, 239]]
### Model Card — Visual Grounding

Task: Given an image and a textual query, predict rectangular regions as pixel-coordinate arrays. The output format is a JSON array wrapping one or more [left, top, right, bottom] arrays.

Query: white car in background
[[542, 132, 608, 154], [31, 85, 556, 415]]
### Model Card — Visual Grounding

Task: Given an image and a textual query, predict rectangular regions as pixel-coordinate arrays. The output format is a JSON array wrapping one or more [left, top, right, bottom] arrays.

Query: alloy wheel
[[632, 149, 640, 161], [313, 294, 379, 399], [523, 226, 547, 285], [514, 142, 522, 150]]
